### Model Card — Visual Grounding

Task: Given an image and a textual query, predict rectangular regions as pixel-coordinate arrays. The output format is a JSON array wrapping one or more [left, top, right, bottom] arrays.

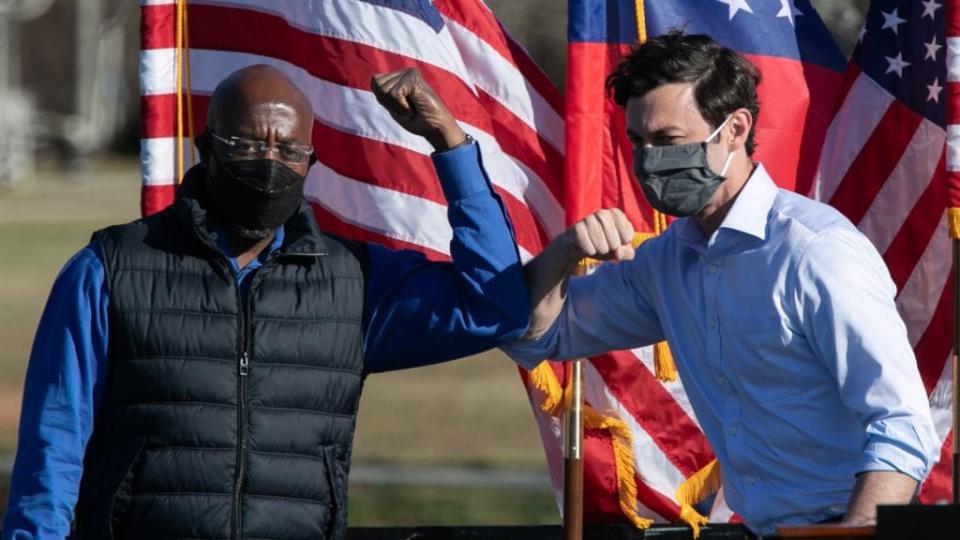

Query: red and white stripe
[[811, 42, 955, 503]]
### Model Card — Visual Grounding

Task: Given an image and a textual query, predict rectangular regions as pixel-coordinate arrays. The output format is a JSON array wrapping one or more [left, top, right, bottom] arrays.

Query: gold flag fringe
[[582, 406, 655, 530], [675, 459, 722, 538]]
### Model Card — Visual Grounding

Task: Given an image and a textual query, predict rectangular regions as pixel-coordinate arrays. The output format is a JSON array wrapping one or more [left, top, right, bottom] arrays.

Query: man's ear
[[728, 108, 753, 151]]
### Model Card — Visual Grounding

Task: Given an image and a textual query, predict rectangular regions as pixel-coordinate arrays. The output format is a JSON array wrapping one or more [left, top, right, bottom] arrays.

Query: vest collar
[[172, 165, 329, 259]]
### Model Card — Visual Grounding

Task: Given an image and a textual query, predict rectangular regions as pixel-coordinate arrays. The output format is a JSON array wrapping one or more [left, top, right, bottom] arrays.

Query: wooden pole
[[563, 357, 584, 540], [953, 240, 959, 504], [563, 264, 587, 540]]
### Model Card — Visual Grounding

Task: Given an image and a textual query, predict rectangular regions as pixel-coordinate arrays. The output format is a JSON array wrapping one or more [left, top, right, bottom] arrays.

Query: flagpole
[[563, 265, 587, 540], [953, 240, 959, 504], [563, 357, 584, 540]]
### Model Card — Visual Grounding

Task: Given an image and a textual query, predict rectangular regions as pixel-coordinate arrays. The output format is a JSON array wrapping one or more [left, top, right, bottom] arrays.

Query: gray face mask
[[632, 116, 734, 217]]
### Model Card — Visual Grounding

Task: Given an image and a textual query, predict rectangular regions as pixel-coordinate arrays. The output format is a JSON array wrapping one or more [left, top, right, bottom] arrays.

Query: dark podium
[[348, 524, 750, 540], [347, 504, 960, 539]]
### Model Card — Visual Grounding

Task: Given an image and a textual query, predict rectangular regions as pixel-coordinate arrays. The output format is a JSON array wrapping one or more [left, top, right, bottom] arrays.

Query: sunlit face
[[208, 101, 313, 179], [624, 82, 729, 175]]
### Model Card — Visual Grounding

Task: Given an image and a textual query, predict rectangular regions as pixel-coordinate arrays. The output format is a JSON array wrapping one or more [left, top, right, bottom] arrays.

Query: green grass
[[347, 484, 559, 526], [0, 475, 559, 528], [0, 221, 115, 383]]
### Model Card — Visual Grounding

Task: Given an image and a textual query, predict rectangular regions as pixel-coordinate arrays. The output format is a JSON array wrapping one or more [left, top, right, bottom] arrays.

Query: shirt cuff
[[431, 142, 491, 202], [856, 419, 937, 482]]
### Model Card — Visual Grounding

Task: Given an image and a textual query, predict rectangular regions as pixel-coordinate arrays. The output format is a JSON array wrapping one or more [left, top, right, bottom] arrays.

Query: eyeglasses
[[207, 130, 315, 165]]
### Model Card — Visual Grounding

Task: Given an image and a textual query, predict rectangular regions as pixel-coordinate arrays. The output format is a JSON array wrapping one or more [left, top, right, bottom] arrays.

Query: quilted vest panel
[[73, 179, 366, 540]]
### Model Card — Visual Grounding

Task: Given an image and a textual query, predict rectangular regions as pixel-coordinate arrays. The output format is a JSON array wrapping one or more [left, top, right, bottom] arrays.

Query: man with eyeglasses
[[2, 65, 529, 540]]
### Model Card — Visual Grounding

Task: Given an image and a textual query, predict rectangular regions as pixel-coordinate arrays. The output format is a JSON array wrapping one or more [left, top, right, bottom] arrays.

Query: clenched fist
[[562, 208, 635, 264], [371, 68, 467, 151]]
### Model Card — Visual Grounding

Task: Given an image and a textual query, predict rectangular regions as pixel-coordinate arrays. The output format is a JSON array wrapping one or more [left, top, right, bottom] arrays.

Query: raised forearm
[[522, 236, 580, 340], [842, 470, 918, 525], [522, 209, 636, 340]]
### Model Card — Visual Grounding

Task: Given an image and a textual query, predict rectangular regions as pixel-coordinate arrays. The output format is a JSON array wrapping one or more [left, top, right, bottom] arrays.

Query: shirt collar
[[213, 225, 285, 275], [673, 163, 777, 245], [717, 162, 777, 241]]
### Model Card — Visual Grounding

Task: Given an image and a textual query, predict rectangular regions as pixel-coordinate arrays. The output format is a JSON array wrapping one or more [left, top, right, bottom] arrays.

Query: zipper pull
[[239, 352, 249, 376]]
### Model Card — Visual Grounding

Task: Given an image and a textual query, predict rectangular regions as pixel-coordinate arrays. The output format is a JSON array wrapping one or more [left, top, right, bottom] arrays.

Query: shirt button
[[746, 476, 756, 485], [708, 317, 718, 329], [707, 264, 718, 273], [728, 426, 738, 435], [717, 376, 726, 386]]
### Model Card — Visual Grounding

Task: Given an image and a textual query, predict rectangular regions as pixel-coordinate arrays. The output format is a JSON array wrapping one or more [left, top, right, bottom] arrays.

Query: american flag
[[815, 0, 954, 502], [139, 0, 564, 261]]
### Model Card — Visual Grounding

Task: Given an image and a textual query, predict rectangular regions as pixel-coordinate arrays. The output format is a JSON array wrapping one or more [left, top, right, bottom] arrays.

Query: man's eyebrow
[[627, 126, 683, 139]]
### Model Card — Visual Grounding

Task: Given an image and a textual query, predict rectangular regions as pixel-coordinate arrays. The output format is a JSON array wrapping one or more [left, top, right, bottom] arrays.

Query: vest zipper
[[239, 352, 249, 376], [232, 283, 251, 540], [233, 263, 269, 540], [230, 250, 316, 539]]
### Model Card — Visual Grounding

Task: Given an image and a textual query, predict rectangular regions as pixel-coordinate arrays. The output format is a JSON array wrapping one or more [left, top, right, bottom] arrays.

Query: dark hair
[[606, 30, 761, 155]]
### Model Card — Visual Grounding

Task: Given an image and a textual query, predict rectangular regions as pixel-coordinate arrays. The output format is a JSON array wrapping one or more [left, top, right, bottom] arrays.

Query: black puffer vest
[[73, 167, 367, 540]]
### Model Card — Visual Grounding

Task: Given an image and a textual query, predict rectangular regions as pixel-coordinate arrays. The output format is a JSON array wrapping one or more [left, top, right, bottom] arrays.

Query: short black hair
[[606, 30, 761, 155]]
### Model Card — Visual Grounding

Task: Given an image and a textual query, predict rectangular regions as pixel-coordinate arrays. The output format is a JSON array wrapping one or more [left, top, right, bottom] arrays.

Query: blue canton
[[358, 0, 444, 32], [853, 0, 947, 127]]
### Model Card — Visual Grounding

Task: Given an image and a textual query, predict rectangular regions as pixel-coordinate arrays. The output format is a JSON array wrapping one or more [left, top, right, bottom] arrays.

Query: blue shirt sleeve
[[794, 228, 940, 482], [501, 253, 665, 369], [2, 244, 109, 540], [362, 142, 530, 372]]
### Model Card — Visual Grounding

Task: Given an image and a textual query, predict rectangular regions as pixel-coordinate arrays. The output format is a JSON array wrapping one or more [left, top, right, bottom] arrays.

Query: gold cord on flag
[[948, 208, 960, 239], [174, 0, 196, 184], [634, 0, 646, 43], [174, 0, 184, 183]]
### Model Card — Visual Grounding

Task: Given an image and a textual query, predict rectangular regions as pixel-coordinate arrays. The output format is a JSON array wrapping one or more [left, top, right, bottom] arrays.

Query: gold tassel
[[948, 208, 960, 240], [583, 407, 655, 530], [674, 459, 723, 539], [653, 341, 678, 382], [528, 362, 566, 417]]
